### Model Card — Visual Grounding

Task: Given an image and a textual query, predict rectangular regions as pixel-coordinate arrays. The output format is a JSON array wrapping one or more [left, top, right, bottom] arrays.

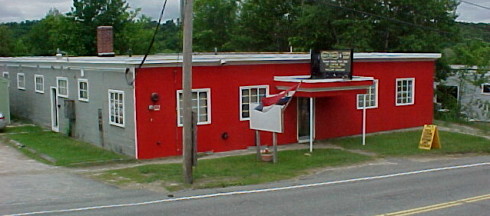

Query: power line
[[139, 0, 169, 69], [460, 0, 490, 11]]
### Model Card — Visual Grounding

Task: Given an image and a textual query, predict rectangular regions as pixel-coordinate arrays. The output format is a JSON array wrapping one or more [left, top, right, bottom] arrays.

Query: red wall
[[135, 63, 308, 159], [135, 61, 435, 159], [315, 61, 434, 140]]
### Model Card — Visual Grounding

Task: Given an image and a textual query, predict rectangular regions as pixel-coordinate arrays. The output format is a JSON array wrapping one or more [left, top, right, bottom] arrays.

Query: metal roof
[[0, 52, 441, 68]]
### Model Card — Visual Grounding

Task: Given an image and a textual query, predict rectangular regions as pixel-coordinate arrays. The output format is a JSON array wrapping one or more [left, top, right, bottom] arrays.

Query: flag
[[255, 83, 301, 112]]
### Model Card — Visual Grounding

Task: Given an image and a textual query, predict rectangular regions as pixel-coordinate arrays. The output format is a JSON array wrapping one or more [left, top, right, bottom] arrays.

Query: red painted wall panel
[[135, 61, 435, 159], [135, 64, 309, 159], [315, 61, 434, 139]]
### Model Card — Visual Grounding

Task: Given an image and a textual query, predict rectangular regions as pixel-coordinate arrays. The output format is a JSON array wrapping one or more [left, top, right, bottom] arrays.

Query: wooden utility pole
[[182, 0, 194, 184]]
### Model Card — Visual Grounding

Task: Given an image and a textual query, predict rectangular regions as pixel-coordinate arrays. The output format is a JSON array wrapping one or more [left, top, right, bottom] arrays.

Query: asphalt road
[[1, 141, 489, 216]]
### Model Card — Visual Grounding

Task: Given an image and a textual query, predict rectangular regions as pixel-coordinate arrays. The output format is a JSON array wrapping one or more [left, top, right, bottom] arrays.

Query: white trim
[[2, 71, 8, 79], [481, 83, 490, 95], [395, 78, 415, 106], [108, 89, 125, 128], [176, 88, 211, 126], [34, 74, 44, 94], [131, 67, 138, 159], [17, 73, 25, 90], [77, 79, 89, 102], [56, 77, 69, 98], [357, 79, 378, 109], [297, 97, 315, 143], [239, 85, 269, 121]]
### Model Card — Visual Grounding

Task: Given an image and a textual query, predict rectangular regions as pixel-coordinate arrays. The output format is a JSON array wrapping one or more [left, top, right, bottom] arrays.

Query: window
[[482, 83, 490, 95], [357, 80, 378, 109], [34, 75, 44, 93], [78, 79, 89, 102], [396, 78, 415, 106], [17, 73, 25, 90], [177, 88, 211, 126], [240, 85, 268, 120], [108, 90, 125, 127], [57, 77, 69, 98], [2, 72, 8, 79]]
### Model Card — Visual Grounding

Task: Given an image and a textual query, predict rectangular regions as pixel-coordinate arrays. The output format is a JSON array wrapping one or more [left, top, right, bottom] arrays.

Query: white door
[[50, 87, 60, 132]]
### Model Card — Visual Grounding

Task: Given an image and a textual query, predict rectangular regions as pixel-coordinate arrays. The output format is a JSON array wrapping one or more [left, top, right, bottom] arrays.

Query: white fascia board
[[0, 52, 442, 68]]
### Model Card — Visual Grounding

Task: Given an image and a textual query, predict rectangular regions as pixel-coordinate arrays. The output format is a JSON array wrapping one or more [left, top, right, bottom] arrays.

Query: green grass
[[6, 126, 131, 167], [95, 149, 372, 191], [4, 125, 45, 133], [331, 130, 490, 157]]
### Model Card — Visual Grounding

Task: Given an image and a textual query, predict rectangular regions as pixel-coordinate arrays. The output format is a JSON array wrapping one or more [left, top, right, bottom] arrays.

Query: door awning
[[274, 75, 375, 97]]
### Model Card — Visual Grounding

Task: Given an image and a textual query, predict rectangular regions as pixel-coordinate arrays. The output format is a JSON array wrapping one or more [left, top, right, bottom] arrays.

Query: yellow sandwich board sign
[[419, 125, 441, 150]]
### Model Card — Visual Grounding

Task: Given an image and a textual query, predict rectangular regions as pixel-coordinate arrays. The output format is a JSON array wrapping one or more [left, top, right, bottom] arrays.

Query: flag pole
[[362, 94, 366, 146]]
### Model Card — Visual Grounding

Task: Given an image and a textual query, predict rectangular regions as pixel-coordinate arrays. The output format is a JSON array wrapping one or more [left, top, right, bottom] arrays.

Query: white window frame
[[34, 74, 44, 93], [481, 83, 490, 95], [2, 72, 8, 79], [357, 80, 378, 109], [177, 88, 211, 126], [17, 73, 25, 90], [56, 77, 69, 98], [239, 85, 269, 120], [78, 79, 89, 102], [396, 78, 415, 106], [108, 89, 125, 127]]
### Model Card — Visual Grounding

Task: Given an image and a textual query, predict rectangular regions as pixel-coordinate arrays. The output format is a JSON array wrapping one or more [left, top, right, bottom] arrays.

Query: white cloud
[[0, 0, 71, 23], [456, 0, 490, 23]]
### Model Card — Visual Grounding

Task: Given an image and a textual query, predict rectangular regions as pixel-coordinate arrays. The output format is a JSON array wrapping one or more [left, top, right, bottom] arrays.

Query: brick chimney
[[97, 26, 115, 57]]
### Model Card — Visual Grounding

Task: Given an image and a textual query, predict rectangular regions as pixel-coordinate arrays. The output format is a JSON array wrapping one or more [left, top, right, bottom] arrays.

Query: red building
[[134, 53, 440, 159]]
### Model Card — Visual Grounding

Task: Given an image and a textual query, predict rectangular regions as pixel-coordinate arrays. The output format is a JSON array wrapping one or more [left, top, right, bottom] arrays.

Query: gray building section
[[1, 59, 136, 156], [441, 66, 490, 122], [0, 77, 10, 123]]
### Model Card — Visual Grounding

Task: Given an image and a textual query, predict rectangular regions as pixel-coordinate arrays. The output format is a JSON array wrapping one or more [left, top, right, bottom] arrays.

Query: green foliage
[[194, 0, 238, 52], [96, 149, 371, 191], [332, 130, 490, 156], [0, 25, 15, 56], [68, 0, 137, 55], [7, 126, 130, 167], [0, 0, 480, 56]]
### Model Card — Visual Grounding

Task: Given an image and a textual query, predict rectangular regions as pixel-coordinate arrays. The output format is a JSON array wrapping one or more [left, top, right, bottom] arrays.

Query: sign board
[[311, 49, 353, 79], [249, 103, 284, 133], [419, 125, 441, 150]]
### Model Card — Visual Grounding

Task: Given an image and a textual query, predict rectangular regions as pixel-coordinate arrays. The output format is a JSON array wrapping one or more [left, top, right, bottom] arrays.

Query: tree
[[26, 9, 86, 56], [0, 25, 15, 56], [231, 0, 302, 52], [194, 0, 238, 52], [68, 0, 138, 55]]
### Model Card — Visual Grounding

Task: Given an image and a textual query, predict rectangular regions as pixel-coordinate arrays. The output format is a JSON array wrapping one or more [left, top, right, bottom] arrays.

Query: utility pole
[[182, 0, 194, 184]]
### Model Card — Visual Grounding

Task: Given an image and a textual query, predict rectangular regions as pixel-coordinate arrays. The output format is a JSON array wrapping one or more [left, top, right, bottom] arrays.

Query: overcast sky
[[0, 0, 489, 24]]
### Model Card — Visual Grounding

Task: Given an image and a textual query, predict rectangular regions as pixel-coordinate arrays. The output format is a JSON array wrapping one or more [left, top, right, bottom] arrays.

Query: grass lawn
[[330, 130, 490, 157], [93, 149, 372, 191], [5, 126, 132, 167]]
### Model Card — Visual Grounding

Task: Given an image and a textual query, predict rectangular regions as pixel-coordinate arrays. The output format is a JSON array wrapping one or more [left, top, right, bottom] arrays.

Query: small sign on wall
[[419, 125, 441, 150]]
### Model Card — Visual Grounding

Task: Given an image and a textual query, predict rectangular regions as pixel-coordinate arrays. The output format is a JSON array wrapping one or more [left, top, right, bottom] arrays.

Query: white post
[[309, 97, 314, 152], [362, 94, 367, 146], [273, 132, 278, 164]]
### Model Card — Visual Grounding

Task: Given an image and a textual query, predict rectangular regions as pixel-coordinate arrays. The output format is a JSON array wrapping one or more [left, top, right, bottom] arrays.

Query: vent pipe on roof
[[97, 26, 115, 57]]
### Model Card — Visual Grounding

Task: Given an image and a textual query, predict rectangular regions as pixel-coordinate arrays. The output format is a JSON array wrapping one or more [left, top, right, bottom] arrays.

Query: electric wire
[[460, 0, 490, 11], [139, 0, 169, 69], [125, 0, 168, 86]]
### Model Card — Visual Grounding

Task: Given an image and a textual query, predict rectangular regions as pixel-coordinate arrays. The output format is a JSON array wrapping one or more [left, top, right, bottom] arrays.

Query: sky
[[0, 0, 489, 24]]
